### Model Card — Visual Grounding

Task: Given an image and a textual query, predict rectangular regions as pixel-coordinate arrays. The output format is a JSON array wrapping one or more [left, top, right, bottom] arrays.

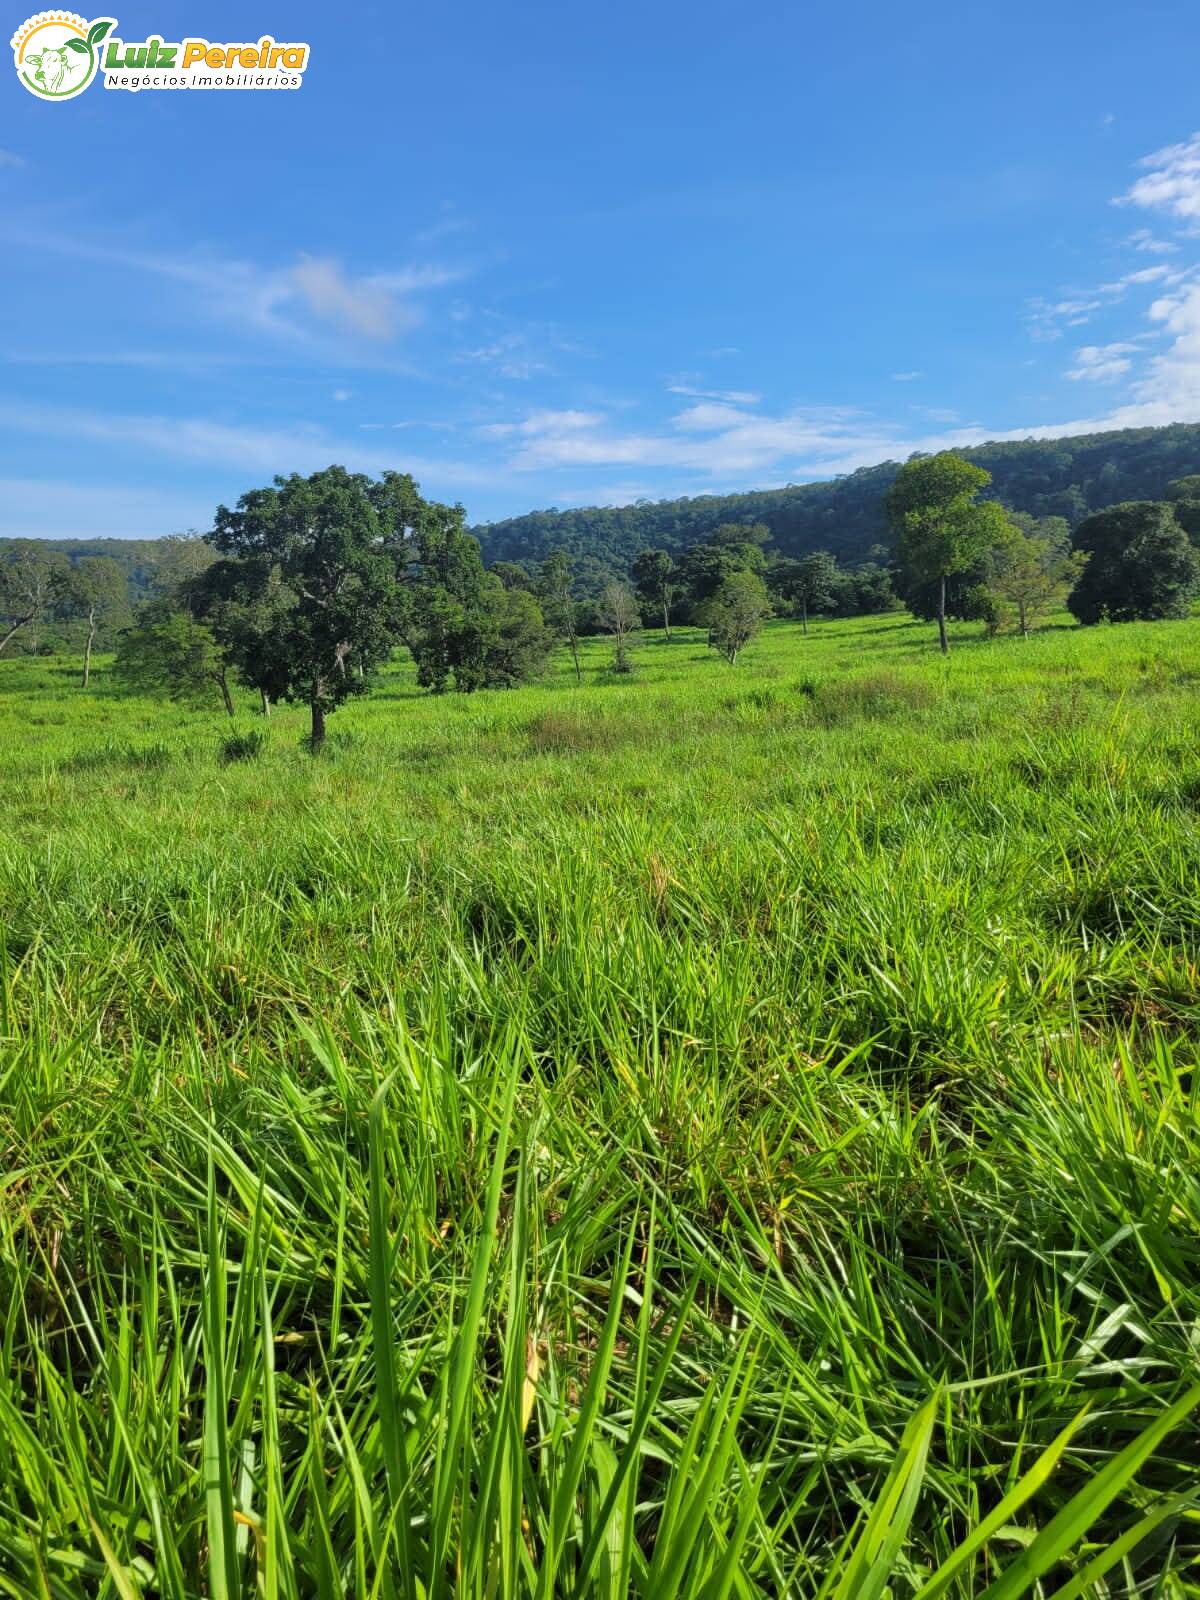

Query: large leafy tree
[[630, 548, 677, 639], [1067, 501, 1200, 624], [886, 453, 1012, 653], [209, 466, 402, 748]]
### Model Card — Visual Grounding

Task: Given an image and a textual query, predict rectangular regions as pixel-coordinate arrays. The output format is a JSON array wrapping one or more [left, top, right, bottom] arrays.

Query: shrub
[[219, 729, 267, 764]]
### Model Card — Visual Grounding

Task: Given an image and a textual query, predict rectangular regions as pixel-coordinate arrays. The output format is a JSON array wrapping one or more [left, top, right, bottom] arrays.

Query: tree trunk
[[81, 609, 96, 688], [1019, 600, 1028, 637], [260, 689, 271, 717], [568, 634, 582, 684], [662, 599, 671, 640], [937, 575, 949, 654], [801, 599, 808, 636], [310, 699, 326, 751], [216, 672, 235, 716], [0, 613, 33, 655]]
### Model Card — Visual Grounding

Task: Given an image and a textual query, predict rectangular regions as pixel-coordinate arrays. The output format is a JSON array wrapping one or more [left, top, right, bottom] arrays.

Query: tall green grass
[[1, 612, 1198, 1593]]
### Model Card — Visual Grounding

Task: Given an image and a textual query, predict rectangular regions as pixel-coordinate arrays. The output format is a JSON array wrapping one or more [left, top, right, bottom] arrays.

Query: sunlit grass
[[1, 610, 1199, 1594]]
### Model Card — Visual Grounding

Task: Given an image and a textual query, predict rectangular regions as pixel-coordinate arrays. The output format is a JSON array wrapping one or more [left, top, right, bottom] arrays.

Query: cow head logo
[[11, 12, 115, 100]]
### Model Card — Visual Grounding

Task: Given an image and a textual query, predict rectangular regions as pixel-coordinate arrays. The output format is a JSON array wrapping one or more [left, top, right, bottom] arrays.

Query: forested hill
[[470, 421, 1200, 572], [8, 422, 1200, 590]]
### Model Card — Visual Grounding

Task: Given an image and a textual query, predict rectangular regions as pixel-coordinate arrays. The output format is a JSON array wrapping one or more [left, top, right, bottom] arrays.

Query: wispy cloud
[[455, 331, 553, 380], [890, 370, 925, 382], [667, 383, 762, 405], [480, 409, 604, 438], [5, 226, 468, 353], [0, 149, 25, 169], [0, 400, 497, 490], [1127, 228, 1178, 255]]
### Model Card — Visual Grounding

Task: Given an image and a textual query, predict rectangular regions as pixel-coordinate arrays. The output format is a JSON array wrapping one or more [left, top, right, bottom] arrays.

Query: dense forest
[[6, 421, 1200, 620], [470, 421, 1200, 575]]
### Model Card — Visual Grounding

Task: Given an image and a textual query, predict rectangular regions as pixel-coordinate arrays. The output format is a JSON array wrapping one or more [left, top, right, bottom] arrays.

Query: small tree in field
[[66, 556, 128, 686], [210, 466, 403, 748], [709, 570, 771, 664], [776, 550, 838, 635], [631, 548, 677, 639], [115, 606, 236, 714], [537, 549, 583, 683], [887, 453, 1011, 653], [987, 516, 1083, 636], [599, 581, 640, 673]]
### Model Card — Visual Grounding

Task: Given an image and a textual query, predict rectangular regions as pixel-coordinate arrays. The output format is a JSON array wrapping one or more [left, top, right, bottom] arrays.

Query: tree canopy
[[1067, 501, 1200, 624]]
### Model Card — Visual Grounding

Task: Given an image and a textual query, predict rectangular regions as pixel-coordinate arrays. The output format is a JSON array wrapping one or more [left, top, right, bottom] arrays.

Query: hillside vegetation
[[7, 422, 1200, 612], [471, 421, 1200, 572], [2, 611, 1199, 1593]]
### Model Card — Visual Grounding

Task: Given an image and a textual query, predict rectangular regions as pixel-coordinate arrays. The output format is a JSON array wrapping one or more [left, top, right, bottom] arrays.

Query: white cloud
[[1066, 342, 1139, 382], [890, 370, 924, 382], [332, 388, 352, 402], [1105, 264, 1174, 288], [670, 400, 762, 432], [1120, 132, 1200, 222], [667, 383, 762, 405], [480, 409, 604, 438], [0, 150, 25, 168]]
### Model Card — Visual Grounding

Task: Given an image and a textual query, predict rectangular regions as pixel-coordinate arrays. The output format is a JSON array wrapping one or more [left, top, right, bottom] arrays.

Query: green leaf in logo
[[87, 19, 113, 46], [65, 37, 89, 52]]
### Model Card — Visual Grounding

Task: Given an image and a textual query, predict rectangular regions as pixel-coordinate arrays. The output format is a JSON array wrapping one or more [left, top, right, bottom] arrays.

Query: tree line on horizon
[[2, 450, 1200, 745], [468, 420, 1200, 570]]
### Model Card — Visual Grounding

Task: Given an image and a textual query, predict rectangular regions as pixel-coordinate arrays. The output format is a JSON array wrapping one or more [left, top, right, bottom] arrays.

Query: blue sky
[[4, 0, 1200, 538]]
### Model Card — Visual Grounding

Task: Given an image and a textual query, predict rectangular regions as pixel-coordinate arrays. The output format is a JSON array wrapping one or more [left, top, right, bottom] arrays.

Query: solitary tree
[[987, 516, 1083, 636], [708, 570, 771, 664], [66, 556, 128, 686], [473, 583, 555, 688], [886, 453, 1012, 653], [631, 548, 677, 639], [537, 549, 583, 683], [209, 466, 403, 748], [0, 542, 68, 655], [679, 543, 759, 638], [114, 605, 236, 714], [598, 580, 640, 673], [1067, 501, 1200, 624], [775, 550, 838, 635]]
